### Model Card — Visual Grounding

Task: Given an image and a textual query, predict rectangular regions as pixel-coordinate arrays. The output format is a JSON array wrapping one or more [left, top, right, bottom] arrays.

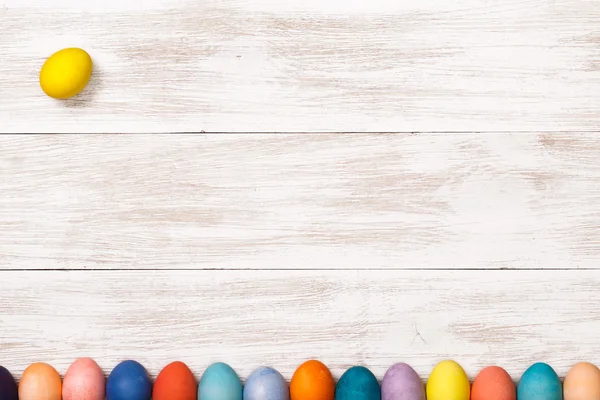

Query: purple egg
[[381, 363, 425, 400], [0, 365, 18, 400]]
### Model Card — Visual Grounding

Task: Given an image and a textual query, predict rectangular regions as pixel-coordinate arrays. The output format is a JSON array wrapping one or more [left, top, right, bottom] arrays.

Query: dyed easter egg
[[517, 362, 562, 400], [290, 360, 335, 400], [335, 366, 380, 400], [426, 360, 470, 400], [381, 362, 425, 400], [39, 47, 93, 99], [0, 365, 18, 400], [106, 360, 152, 400], [18, 362, 62, 400], [564, 362, 600, 400], [243, 367, 289, 400], [62, 358, 105, 400], [198, 362, 242, 400], [471, 366, 515, 400], [153, 361, 197, 400]]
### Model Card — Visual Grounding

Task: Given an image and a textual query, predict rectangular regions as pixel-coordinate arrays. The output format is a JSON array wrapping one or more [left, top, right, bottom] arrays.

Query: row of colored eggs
[[1, 359, 599, 400]]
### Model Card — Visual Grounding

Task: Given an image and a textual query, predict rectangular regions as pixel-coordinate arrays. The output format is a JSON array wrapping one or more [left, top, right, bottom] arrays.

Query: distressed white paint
[[1, 269, 599, 381], [2, 0, 600, 384], [1, 0, 599, 132], [1, 133, 599, 270]]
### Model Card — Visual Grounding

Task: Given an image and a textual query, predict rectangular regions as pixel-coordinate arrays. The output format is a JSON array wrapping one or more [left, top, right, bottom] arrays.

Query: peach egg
[[564, 362, 600, 400], [19, 362, 62, 400]]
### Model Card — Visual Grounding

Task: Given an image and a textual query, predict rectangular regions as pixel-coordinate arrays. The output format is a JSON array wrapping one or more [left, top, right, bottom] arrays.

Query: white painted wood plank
[[0, 269, 598, 380], [1, 0, 599, 133], [1, 133, 600, 270]]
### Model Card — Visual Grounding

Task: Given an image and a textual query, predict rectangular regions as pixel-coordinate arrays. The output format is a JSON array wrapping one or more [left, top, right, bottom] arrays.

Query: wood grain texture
[[1, 269, 599, 380], [1, 133, 600, 270], [1, 0, 599, 133]]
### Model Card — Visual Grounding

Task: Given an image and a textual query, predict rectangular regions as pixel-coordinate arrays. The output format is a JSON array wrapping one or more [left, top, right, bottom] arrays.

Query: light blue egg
[[198, 362, 243, 400], [243, 367, 289, 400], [517, 362, 562, 400]]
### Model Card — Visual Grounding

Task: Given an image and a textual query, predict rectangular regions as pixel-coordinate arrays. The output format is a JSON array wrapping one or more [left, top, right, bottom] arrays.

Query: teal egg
[[517, 362, 562, 400], [335, 366, 380, 400], [198, 362, 243, 400]]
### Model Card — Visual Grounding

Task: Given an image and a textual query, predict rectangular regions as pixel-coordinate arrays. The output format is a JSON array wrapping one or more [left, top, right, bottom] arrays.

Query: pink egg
[[62, 358, 105, 400]]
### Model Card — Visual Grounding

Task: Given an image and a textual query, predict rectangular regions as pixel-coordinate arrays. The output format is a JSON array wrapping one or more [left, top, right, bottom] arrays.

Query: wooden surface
[[2, 133, 600, 271], [1, 0, 600, 132], [2, 132, 600, 384], [2, 269, 600, 381], [2, 0, 600, 387]]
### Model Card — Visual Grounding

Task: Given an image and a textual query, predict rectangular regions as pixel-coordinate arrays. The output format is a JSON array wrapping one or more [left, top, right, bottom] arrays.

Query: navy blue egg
[[243, 366, 289, 400], [106, 360, 153, 400], [517, 362, 562, 400], [335, 366, 380, 400], [0, 366, 18, 400]]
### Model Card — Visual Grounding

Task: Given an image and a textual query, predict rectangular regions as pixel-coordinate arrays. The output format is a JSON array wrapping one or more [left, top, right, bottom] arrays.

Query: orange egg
[[153, 361, 197, 400], [19, 362, 62, 400], [471, 366, 516, 400], [290, 360, 335, 400], [564, 362, 600, 400]]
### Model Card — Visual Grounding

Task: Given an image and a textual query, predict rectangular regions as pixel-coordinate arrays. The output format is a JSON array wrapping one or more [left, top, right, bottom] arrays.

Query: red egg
[[471, 366, 516, 400], [62, 358, 105, 400], [153, 361, 197, 400]]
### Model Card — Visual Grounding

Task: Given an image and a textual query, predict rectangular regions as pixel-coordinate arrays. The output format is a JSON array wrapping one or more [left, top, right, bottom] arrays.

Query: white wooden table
[[1, 0, 600, 385]]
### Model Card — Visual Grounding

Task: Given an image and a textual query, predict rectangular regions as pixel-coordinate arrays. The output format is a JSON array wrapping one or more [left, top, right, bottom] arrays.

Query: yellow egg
[[39, 48, 93, 99], [426, 360, 470, 400]]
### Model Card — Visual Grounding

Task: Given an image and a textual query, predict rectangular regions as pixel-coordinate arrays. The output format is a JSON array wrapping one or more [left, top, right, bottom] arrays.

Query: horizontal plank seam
[[0, 267, 594, 272], [2, 130, 600, 135]]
